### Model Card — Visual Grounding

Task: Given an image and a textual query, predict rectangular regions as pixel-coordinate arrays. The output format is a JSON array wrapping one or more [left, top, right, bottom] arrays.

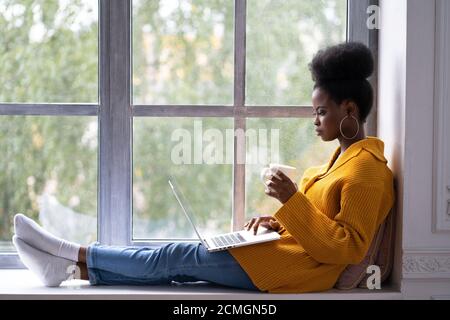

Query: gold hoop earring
[[339, 115, 360, 140]]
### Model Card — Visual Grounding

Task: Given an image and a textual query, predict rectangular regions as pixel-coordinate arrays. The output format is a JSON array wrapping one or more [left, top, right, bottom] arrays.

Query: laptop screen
[[168, 177, 207, 246]]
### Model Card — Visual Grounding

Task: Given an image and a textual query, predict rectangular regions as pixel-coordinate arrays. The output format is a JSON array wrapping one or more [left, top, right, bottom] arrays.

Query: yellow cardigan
[[229, 136, 395, 293]]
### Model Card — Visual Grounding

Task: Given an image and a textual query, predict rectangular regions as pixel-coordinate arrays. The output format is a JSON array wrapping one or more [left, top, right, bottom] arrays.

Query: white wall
[[378, 0, 407, 291], [379, 0, 450, 299]]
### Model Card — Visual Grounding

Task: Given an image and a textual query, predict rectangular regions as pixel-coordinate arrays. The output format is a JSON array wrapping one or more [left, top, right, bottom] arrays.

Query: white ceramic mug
[[260, 163, 297, 183]]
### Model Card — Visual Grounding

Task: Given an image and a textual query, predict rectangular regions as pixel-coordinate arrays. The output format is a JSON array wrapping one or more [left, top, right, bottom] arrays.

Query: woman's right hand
[[244, 215, 281, 235]]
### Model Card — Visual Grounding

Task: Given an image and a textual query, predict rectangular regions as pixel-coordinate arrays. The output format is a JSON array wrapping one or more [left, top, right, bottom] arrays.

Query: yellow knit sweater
[[229, 136, 395, 293]]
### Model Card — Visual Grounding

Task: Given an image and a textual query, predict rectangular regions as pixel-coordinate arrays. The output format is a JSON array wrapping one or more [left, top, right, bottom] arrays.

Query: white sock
[[14, 213, 81, 262], [12, 235, 75, 287]]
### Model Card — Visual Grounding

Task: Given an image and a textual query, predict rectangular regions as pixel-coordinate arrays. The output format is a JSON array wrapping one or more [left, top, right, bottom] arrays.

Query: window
[[0, 0, 377, 267], [0, 0, 98, 267]]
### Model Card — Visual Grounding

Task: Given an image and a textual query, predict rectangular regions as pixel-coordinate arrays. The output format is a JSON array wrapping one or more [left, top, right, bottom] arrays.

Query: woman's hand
[[264, 170, 298, 204], [244, 215, 281, 235]]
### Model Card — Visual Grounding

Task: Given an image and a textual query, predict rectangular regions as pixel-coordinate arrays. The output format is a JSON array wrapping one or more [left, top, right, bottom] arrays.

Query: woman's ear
[[342, 100, 359, 118]]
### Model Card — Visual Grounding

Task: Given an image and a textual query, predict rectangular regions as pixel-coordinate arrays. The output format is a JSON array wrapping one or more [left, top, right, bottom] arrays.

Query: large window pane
[[0, 116, 98, 251], [132, 0, 234, 105], [0, 0, 98, 103], [246, 0, 347, 106], [133, 117, 233, 240], [245, 118, 339, 219]]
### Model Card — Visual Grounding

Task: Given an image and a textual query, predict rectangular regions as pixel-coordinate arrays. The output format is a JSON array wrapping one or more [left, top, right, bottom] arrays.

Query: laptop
[[168, 178, 281, 252]]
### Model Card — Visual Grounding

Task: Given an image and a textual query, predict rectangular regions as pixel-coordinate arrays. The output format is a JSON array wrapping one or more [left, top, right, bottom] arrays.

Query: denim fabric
[[86, 242, 259, 291]]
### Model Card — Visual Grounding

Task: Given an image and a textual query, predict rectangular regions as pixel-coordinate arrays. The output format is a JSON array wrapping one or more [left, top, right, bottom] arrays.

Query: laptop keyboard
[[211, 233, 246, 247]]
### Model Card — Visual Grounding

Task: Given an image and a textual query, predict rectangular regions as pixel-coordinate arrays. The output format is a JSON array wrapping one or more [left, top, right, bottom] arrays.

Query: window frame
[[0, 0, 378, 268]]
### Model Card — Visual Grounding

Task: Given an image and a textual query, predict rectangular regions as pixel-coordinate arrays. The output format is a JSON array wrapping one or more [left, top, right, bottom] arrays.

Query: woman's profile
[[12, 42, 394, 293]]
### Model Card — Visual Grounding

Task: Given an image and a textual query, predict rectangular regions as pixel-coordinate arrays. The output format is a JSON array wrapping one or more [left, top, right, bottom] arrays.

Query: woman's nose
[[314, 116, 320, 126]]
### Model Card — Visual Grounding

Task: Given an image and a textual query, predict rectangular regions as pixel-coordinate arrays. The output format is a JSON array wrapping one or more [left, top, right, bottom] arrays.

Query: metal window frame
[[348, 0, 379, 136], [0, 0, 377, 267], [98, 0, 132, 246]]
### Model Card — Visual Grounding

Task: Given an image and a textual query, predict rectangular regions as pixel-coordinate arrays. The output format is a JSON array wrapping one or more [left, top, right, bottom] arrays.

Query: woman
[[12, 42, 394, 293]]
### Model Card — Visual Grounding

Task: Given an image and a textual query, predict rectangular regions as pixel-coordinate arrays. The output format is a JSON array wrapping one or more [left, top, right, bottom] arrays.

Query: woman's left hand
[[265, 170, 298, 204]]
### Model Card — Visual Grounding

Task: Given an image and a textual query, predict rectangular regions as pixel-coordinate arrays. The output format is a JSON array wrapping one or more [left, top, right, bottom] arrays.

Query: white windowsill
[[0, 270, 403, 300]]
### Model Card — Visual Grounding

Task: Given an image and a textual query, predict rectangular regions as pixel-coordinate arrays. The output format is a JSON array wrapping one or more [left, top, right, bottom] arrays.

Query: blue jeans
[[86, 242, 259, 291]]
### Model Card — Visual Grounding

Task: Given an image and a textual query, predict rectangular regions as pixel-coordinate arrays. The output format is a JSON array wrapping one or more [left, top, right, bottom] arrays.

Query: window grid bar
[[234, 0, 246, 108], [0, 104, 98, 116], [0, 253, 24, 269], [98, 0, 132, 246], [232, 0, 247, 231], [133, 105, 314, 118], [233, 117, 246, 231], [113, 0, 132, 246], [246, 106, 313, 118], [98, 0, 111, 245]]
